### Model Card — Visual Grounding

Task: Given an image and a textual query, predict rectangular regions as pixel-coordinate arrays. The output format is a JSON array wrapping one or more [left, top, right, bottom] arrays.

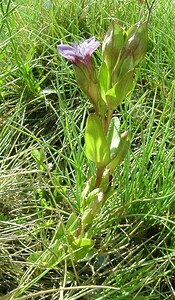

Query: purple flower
[[57, 37, 100, 65]]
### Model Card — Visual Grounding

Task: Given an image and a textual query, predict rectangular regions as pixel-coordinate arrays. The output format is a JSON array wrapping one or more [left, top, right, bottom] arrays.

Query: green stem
[[104, 109, 113, 135], [93, 109, 113, 189], [94, 166, 104, 188], [79, 223, 85, 243]]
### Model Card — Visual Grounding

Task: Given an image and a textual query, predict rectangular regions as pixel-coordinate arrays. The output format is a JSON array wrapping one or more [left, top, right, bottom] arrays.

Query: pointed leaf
[[31, 149, 45, 171], [82, 187, 101, 210], [66, 213, 79, 232], [107, 117, 121, 159], [85, 114, 110, 167], [112, 53, 134, 85], [107, 132, 130, 172], [27, 251, 44, 263], [54, 221, 64, 240], [106, 70, 133, 110], [82, 190, 105, 226], [72, 238, 95, 260], [99, 61, 111, 100]]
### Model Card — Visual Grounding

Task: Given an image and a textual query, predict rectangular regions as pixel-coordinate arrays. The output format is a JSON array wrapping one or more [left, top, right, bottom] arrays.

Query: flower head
[[57, 37, 100, 66]]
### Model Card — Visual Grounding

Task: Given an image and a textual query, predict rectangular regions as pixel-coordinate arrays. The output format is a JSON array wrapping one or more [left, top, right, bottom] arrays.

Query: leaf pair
[[85, 114, 129, 171]]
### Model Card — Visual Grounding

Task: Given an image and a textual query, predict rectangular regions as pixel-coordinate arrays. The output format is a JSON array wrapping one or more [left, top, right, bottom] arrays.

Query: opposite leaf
[[72, 238, 95, 260], [85, 114, 110, 167], [107, 117, 121, 159], [81, 190, 105, 226], [107, 131, 130, 173], [105, 69, 133, 110], [98, 61, 111, 102], [66, 213, 79, 232], [112, 53, 134, 85]]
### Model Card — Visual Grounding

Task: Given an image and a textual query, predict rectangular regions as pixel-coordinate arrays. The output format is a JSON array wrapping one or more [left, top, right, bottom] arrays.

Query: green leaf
[[81, 176, 94, 203], [28, 241, 65, 268], [81, 208, 93, 226], [54, 221, 64, 240], [112, 53, 134, 85], [107, 117, 121, 159], [82, 187, 101, 210], [105, 69, 133, 110], [98, 61, 110, 116], [107, 132, 130, 172], [81, 190, 105, 226], [71, 238, 95, 260], [27, 251, 44, 263], [31, 149, 46, 171], [27, 249, 56, 268], [99, 61, 111, 101], [66, 213, 79, 232], [72, 238, 94, 248], [85, 114, 110, 167], [99, 168, 110, 191]]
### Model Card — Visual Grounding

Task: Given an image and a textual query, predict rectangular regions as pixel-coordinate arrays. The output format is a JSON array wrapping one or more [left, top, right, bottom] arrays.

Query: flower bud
[[125, 21, 148, 67], [102, 20, 125, 73]]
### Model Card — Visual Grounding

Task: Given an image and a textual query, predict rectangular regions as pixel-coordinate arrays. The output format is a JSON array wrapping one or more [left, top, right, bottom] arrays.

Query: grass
[[0, 0, 175, 299]]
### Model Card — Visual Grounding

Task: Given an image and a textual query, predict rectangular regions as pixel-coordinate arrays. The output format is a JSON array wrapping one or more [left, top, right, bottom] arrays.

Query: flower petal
[[57, 44, 77, 62], [57, 37, 100, 65], [80, 37, 100, 56]]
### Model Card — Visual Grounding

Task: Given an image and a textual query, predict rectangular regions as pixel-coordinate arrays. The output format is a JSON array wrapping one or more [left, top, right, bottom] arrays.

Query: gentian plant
[[29, 20, 148, 265], [56, 20, 148, 260], [56, 20, 148, 261]]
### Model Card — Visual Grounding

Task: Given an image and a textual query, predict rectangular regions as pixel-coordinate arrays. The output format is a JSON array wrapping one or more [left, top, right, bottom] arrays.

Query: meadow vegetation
[[0, 0, 175, 299]]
